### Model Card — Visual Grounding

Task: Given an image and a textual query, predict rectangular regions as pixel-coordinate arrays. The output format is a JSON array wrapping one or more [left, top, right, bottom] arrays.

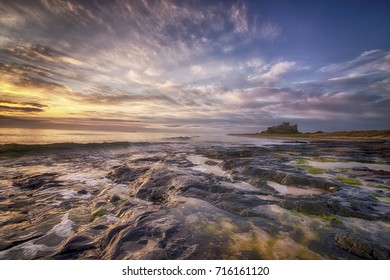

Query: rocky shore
[[0, 139, 389, 259]]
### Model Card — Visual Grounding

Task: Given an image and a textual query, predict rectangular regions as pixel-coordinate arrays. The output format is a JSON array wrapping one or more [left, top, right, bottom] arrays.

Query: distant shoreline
[[229, 130, 390, 142]]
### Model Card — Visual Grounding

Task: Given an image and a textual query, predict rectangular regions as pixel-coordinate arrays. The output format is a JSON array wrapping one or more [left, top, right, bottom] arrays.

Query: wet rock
[[13, 173, 60, 190], [246, 178, 269, 190], [101, 224, 131, 249], [54, 234, 97, 258], [77, 189, 88, 195], [350, 200, 374, 212], [0, 233, 45, 252], [163, 238, 197, 260], [180, 180, 232, 195], [335, 232, 389, 259], [371, 170, 390, 176], [372, 244, 390, 259], [0, 241, 13, 251], [100, 211, 187, 259], [221, 159, 235, 171], [0, 214, 29, 226], [280, 199, 331, 216], [133, 171, 180, 204], [352, 167, 370, 172], [35, 232, 63, 247], [107, 165, 149, 184], [132, 156, 162, 163], [241, 168, 339, 191], [1, 140, 389, 260], [205, 160, 218, 166], [91, 224, 108, 231], [215, 194, 265, 213], [280, 198, 380, 220], [58, 200, 74, 209], [196, 146, 262, 160], [94, 200, 106, 208], [109, 194, 121, 203], [0, 197, 34, 211], [306, 238, 358, 259], [137, 239, 148, 245]]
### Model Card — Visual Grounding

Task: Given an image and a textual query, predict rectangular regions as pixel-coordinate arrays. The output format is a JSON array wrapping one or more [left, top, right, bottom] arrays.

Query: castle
[[263, 122, 299, 134]]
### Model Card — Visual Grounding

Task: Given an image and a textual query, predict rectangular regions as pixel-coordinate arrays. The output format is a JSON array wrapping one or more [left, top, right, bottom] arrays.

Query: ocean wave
[[162, 136, 193, 141], [0, 141, 153, 156]]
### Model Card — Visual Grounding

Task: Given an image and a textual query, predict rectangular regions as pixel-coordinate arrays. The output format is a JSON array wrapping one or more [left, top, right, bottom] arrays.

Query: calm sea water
[[0, 128, 186, 144], [0, 128, 285, 146]]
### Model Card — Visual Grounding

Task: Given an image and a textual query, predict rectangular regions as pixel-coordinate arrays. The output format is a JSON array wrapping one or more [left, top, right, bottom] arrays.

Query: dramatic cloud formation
[[0, 0, 389, 133]]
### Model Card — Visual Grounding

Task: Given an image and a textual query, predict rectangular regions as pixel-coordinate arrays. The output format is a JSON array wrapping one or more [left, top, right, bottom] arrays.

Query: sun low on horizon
[[0, 0, 389, 134]]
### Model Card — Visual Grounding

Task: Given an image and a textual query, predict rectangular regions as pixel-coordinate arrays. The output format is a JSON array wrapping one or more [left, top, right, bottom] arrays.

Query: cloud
[[230, 2, 248, 34], [189, 62, 233, 79], [0, 114, 146, 131], [0, 1, 47, 31], [228, 2, 280, 41], [248, 61, 296, 84], [126, 70, 145, 85], [191, 65, 204, 75], [319, 49, 387, 73], [262, 61, 296, 79], [298, 50, 390, 100], [0, 1, 388, 133], [0, 100, 47, 108], [0, 100, 48, 114], [371, 77, 390, 91], [0, 105, 44, 113], [319, 49, 390, 84], [0, 66, 70, 93], [3, 41, 84, 65], [143, 67, 162, 77], [0, 11, 26, 28], [257, 22, 280, 40], [246, 58, 265, 69]]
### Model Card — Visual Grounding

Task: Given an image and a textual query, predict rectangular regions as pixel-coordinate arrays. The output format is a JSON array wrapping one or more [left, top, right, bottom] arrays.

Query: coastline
[[228, 133, 390, 142]]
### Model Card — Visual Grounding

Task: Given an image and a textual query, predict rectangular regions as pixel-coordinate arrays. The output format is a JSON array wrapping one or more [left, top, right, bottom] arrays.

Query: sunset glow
[[1, 0, 389, 133]]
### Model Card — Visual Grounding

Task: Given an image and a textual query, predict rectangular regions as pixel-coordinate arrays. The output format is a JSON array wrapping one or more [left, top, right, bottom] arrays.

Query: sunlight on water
[[187, 155, 227, 177], [0, 128, 286, 146], [0, 128, 184, 144]]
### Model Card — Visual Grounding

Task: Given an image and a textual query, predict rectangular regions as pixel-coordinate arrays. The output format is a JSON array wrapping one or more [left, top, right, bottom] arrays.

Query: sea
[[0, 127, 285, 146]]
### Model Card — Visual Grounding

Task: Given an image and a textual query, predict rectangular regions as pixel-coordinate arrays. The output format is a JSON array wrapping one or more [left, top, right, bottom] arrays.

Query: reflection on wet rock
[[13, 172, 61, 190], [0, 140, 389, 259]]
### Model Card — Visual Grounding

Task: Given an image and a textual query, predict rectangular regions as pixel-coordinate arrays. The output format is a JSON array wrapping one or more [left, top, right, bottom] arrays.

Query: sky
[[0, 0, 389, 134]]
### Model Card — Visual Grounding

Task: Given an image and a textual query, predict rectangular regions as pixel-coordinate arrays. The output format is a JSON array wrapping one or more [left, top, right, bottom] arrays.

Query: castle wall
[[265, 122, 299, 134]]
